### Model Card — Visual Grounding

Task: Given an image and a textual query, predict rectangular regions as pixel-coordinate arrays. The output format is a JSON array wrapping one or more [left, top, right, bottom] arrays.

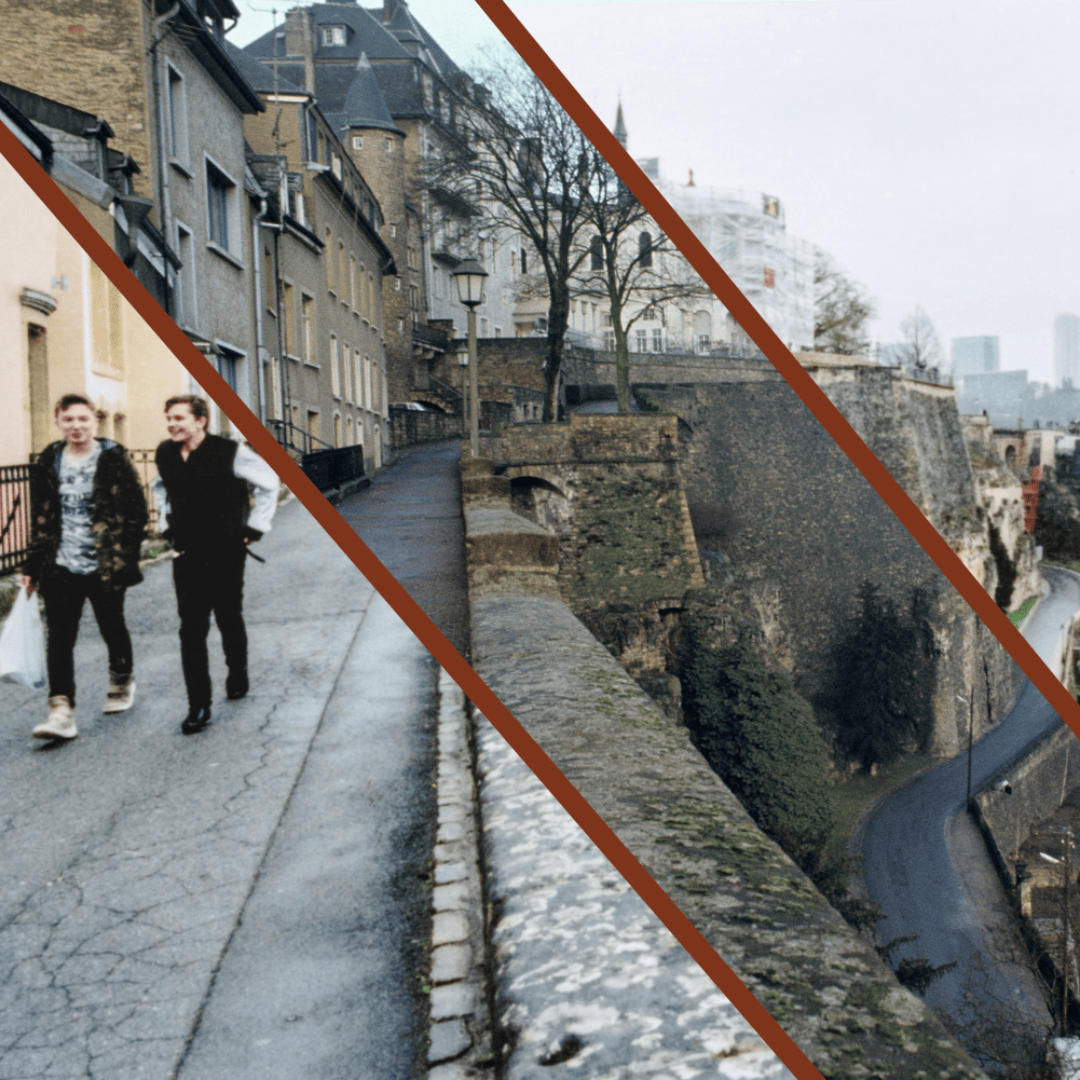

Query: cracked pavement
[[0, 496, 437, 1080]]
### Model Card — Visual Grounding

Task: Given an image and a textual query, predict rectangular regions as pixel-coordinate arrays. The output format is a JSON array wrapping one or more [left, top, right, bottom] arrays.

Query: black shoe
[[181, 706, 212, 735], [225, 670, 249, 701]]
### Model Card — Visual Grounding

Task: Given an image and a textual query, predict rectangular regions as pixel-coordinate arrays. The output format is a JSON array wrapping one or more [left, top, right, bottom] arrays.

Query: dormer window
[[321, 25, 346, 47]]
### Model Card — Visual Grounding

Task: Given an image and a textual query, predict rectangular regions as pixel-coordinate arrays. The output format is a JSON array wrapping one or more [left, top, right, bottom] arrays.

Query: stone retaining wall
[[974, 723, 1080, 893], [464, 484, 987, 1079]]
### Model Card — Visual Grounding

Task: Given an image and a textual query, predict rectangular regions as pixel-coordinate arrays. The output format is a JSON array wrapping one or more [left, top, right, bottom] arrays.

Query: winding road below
[[859, 566, 1080, 1054]]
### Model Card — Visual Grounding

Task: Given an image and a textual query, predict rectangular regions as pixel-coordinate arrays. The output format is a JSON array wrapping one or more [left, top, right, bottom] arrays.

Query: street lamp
[[452, 257, 487, 458], [457, 345, 470, 433], [958, 693, 975, 811]]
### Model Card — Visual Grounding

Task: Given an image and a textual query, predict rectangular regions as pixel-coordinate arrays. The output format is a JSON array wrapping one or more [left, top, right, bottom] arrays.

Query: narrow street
[[860, 567, 1080, 1060], [0, 496, 438, 1080], [337, 441, 468, 658]]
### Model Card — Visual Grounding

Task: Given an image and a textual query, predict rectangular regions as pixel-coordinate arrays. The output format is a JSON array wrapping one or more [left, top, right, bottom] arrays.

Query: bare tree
[[576, 159, 711, 413], [431, 53, 602, 421], [813, 252, 876, 356], [898, 305, 944, 371]]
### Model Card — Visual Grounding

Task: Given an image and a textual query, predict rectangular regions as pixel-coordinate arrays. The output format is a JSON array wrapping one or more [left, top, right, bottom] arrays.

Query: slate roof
[[225, 41, 306, 96], [372, 6, 460, 78], [326, 54, 404, 135], [240, 2, 469, 136], [243, 2, 412, 64]]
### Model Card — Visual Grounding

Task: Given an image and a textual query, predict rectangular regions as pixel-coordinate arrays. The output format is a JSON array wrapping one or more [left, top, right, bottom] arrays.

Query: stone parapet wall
[[480, 412, 680, 466], [975, 722, 1080, 892], [464, 500, 987, 1079], [388, 406, 463, 450]]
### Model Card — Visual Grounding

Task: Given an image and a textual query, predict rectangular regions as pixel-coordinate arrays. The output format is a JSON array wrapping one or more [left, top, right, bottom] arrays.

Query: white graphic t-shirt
[[56, 441, 103, 576]]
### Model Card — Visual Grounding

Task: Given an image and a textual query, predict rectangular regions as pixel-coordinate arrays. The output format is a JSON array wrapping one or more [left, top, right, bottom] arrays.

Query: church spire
[[613, 100, 627, 149]]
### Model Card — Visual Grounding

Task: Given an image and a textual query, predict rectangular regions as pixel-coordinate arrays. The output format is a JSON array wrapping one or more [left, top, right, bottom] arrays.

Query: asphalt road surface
[[0, 497, 437, 1080], [859, 567, 1080, 1059], [337, 440, 469, 658]]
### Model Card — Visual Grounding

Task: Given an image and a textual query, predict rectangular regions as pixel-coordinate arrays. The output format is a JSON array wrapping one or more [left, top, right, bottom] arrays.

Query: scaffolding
[[653, 175, 816, 351]]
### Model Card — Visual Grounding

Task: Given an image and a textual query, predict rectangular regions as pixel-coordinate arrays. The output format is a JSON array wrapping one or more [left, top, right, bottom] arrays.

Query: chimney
[[284, 8, 317, 95]]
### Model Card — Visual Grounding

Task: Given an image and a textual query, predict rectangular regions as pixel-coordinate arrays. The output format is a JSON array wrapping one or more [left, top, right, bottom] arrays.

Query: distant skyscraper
[[951, 336, 1000, 378], [1055, 314, 1080, 387]]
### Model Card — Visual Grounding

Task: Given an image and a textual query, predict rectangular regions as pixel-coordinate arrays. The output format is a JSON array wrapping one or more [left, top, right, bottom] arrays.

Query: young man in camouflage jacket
[[21, 394, 148, 741]]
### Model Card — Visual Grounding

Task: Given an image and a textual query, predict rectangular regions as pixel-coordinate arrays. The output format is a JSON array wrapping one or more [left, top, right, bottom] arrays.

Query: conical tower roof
[[339, 52, 404, 135]]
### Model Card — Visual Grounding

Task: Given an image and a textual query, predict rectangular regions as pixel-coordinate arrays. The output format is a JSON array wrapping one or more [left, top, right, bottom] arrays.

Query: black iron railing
[[300, 444, 364, 492], [266, 418, 335, 456], [0, 464, 33, 575], [5, 450, 165, 574]]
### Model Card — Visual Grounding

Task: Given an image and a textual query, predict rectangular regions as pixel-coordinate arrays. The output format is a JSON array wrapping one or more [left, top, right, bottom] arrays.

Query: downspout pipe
[[150, 3, 181, 320], [252, 196, 269, 424]]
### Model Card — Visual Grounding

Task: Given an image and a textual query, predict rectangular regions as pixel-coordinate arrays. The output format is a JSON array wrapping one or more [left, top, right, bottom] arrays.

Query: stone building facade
[[228, 44, 394, 467], [240, 0, 518, 408], [0, 0, 266, 432]]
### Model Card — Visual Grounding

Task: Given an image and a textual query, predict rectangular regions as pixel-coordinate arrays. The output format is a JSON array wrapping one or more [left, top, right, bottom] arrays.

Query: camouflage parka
[[23, 439, 149, 591]]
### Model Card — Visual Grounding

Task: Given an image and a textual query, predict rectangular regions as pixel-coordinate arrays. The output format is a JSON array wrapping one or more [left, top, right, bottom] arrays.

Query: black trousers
[[172, 544, 247, 708], [40, 566, 132, 706]]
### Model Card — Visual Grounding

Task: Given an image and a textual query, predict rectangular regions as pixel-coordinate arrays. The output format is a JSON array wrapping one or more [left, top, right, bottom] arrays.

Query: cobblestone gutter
[[463, 494, 989, 1080]]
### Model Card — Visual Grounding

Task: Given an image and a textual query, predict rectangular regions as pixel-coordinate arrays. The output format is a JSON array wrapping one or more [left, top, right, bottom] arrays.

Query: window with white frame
[[330, 335, 340, 397], [354, 351, 363, 408], [321, 25, 346, 46], [301, 294, 314, 362], [205, 158, 237, 254], [342, 342, 351, 401], [635, 329, 647, 353]]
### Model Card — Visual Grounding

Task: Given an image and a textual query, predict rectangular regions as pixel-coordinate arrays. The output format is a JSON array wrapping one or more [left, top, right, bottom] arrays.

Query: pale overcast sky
[[233, 0, 1080, 384]]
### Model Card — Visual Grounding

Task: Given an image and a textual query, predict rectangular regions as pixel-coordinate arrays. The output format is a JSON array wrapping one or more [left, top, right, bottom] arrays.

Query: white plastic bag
[[0, 589, 47, 690]]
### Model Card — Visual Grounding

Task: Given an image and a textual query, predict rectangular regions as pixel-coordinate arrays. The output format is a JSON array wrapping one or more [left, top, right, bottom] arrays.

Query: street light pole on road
[[958, 693, 975, 811], [453, 258, 488, 459]]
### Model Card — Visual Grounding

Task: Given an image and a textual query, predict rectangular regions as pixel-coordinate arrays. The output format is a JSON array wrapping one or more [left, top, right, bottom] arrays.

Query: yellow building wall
[[1, 155, 194, 467]]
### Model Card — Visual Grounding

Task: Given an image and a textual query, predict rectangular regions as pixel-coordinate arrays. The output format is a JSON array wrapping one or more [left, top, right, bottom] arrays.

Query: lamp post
[[958, 693, 975, 811], [452, 257, 487, 458], [457, 346, 470, 435]]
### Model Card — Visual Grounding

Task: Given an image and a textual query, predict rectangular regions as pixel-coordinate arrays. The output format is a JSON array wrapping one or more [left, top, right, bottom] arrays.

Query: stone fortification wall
[[959, 416, 1040, 606], [814, 368, 975, 539], [476, 415, 704, 612], [562, 349, 780, 395], [463, 494, 987, 1079], [641, 381, 1015, 754]]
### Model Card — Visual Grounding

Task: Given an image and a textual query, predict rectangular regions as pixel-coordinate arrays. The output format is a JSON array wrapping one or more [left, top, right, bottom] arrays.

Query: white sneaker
[[33, 697, 77, 740], [103, 673, 136, 714]]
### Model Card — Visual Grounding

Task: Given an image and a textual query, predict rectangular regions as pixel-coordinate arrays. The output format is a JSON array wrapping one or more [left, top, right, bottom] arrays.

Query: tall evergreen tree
[[822, 582, 938, 771], [682, 627, 835, 857]]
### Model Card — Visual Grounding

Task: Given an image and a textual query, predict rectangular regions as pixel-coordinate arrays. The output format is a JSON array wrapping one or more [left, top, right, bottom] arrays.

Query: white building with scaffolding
[[640, 157, 816, 353]]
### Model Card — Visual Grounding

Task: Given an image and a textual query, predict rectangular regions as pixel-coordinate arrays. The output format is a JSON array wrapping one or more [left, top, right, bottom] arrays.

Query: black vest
[[155, 435, 248, 551]]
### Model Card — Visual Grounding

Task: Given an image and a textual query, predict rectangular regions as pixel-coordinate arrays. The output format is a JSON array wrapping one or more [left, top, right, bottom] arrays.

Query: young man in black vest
[[153, 395, 279, 734]]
